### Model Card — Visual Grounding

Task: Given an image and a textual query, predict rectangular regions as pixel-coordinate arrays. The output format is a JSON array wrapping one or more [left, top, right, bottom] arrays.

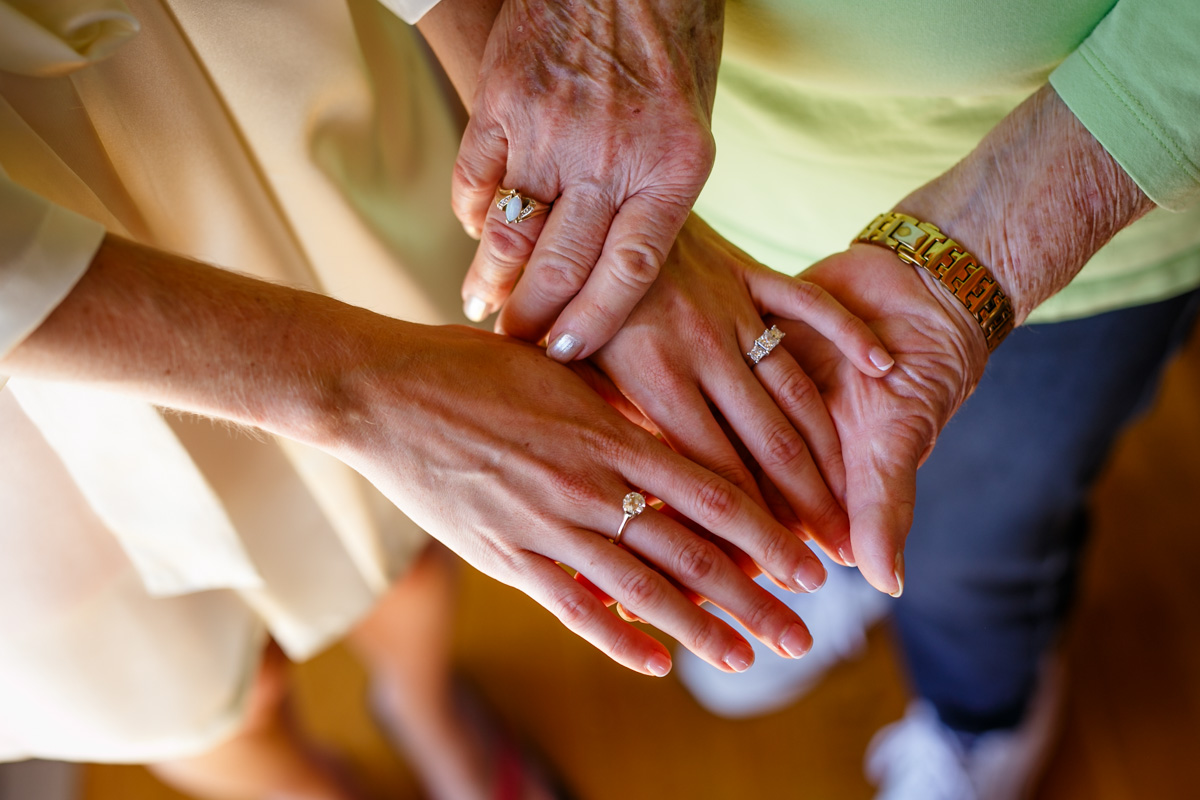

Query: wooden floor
[[86, 331, 1200, 800]]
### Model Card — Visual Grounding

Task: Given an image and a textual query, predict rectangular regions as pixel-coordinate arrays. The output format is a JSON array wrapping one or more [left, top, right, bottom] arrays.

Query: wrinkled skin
[[451, 0, 725, 362], [766, 245, 989, 594], [591, 215, 893, 563]]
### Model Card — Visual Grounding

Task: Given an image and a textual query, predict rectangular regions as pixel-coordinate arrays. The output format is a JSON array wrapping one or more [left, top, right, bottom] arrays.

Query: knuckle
[[683, 616, 721, 656], [737, 593, 782, 637], [761, 423, 809, 470], [757, 526, 794, 571], [549, 586, 594, 631], [693, 475, 739, 527], [789, 279, 827, 312], [615, 567, 661, 611], [535, 255, 593, 302], [609, 244, 662, 293], [773, 369, 822, 418], [706, 457, 754, 493], [673, 538, 722, 586], [808, 494, 849, 533], [482, 224, 536, 272]]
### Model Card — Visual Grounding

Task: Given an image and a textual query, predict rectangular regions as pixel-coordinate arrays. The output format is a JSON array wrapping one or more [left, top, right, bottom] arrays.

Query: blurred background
[[5, 330, 1199, 800]]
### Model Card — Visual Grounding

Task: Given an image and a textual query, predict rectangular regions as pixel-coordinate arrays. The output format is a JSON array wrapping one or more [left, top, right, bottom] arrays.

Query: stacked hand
[[439, 0, 724, 361], [766, 245, 989, 594]]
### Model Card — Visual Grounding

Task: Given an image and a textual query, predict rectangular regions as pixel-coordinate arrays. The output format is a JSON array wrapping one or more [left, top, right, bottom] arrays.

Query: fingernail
[[463, 295, 491, 323], [780, 624, 812, 659], [616, 604, 641, 623], [838, 546, 857, 567], [646, 652, 671, 677], [890, 551, 905, 598], [464, 223, 481, 239], [869, 347, 895, 371], [793, 559, 827, 592], [546, 332, 584, 362], [724, 643, 754, 673]]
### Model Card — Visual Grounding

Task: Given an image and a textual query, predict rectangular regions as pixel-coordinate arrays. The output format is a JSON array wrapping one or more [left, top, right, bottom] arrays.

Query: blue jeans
[[895, 289, 1200, 734]]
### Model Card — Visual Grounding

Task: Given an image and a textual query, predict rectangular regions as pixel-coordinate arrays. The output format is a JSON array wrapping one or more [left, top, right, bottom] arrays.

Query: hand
[[0, 235, 819, 676], [325, 324, 827, 673], [450, 0, 724, 361], [766, 245, 989, 594], [589, 215, 894, 562]]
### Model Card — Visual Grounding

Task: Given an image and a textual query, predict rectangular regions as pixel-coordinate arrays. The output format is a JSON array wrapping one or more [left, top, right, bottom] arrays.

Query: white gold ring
[[614, 492, 646, 544], [746, 325, 786, 366]]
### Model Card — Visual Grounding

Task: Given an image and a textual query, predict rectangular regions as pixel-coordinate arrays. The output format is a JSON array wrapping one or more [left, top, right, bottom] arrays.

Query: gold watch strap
[[853, 212, 1015, 352]]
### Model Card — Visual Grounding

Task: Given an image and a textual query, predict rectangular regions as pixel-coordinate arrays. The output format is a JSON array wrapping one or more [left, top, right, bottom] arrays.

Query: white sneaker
[[866, 661, 1063, 800], [676, 547, 890, 717]]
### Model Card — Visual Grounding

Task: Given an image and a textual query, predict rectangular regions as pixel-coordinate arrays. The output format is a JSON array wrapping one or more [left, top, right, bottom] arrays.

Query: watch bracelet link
[[853, 212, 1015, 352]]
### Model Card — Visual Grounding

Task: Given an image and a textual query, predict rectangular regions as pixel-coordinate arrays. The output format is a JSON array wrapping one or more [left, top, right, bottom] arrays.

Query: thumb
[[842, 423, 928, 596]]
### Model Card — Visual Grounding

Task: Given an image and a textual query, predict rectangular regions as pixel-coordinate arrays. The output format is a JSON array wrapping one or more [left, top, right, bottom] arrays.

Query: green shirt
[[697, 0, 1200, 323]]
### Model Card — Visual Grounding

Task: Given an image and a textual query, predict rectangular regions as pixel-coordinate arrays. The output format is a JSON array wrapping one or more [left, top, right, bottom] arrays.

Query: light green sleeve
[[1049, 0, 1200, 211]]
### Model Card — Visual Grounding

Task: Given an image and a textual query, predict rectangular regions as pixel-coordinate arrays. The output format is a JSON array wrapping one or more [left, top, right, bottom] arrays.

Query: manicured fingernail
[[646, 652, 671, 677], [890, 551, 905, 598], [616, 604, 641, 623], [546, 332, 584, 362], [793, 559, 827, 592], [869, 347, 895, 371], [463, 295, 491, 322], [724, 643, 754, 673], [838, 546, 857, 567], [464, 223, 481, 239], [780, 624, 812, 659]]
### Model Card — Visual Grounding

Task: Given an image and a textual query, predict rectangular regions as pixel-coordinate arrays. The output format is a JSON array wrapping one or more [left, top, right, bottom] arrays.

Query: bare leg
[[346, 543, 496, 800], [148, 642, 360, 800]]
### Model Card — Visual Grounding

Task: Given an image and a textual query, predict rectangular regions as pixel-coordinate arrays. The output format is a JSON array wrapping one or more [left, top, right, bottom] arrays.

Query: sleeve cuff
[[373, 0, 442, 25], [0, 175, 106, 360], [1049, 1, 1200, 212]]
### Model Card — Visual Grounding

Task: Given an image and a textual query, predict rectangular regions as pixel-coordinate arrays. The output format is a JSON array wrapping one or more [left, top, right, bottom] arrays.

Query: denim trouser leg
[[894, 289, 1200, 734]]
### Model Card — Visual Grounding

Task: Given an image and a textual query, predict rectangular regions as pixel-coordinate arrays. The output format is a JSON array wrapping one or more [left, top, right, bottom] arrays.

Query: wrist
[[895, 84, 1154, 325]]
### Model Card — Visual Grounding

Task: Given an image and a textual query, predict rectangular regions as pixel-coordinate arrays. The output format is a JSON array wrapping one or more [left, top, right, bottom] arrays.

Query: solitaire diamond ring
[[614, 492, 646, 544]]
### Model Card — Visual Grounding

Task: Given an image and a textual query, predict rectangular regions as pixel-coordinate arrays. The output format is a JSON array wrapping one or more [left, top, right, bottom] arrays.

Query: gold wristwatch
[[853, 212, 1015, 352]]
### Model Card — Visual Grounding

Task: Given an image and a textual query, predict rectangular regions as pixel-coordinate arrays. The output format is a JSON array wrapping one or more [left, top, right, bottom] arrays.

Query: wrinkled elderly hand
[[590, 215, 894, 564], [450, 0, 724, 362], [766, 244, 989, 595]]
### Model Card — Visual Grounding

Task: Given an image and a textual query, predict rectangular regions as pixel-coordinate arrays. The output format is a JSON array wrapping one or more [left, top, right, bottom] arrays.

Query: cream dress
[[0, 0, 471, 762]]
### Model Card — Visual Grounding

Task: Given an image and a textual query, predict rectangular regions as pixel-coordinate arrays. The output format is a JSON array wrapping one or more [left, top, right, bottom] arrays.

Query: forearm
[[0, 234, 412, 450], [897, 84, 1155, 326]]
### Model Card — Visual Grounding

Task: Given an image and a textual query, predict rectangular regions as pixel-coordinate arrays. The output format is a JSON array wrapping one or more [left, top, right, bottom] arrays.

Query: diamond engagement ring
[[614, 492, 646, 544], [495, 187, 550, 224], [746, 325, 786, 365]]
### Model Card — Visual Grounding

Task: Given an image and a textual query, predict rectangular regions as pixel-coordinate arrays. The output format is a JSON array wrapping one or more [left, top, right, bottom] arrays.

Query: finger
[[704, 333, 851, 559], [620, 442, 826, 595], [496, 187, 615, 346], [459, 193, 549, 324], [842, 424, 928, 597], [513, 554, 673, 676], [544, 193, 690, 361], [617, 507, 815, 660], [567, 521, 757, 672], [625, 368, 768, 509], [451, 114, 509, 240], [747, 269, 895, 376]]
